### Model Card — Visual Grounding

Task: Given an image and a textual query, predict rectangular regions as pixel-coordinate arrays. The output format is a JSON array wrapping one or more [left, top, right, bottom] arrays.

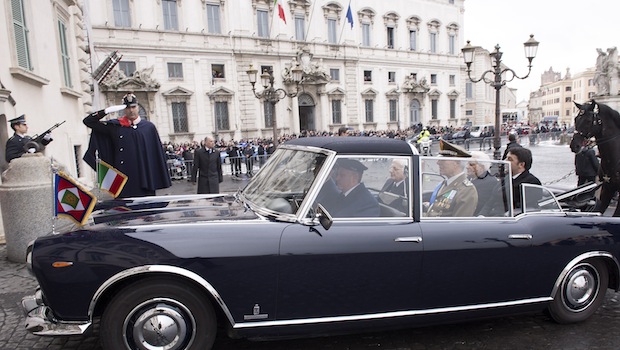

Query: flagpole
[[50, 157, 57, 234], [269, 0, 276, 39], [338, 0, 352, 45], [303, 0, 317, 42], [95, 150, 103, 199]]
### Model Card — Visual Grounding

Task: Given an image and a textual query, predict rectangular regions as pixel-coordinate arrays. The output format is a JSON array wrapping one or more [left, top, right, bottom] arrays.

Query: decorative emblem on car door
[[244, 303, 269, 320]]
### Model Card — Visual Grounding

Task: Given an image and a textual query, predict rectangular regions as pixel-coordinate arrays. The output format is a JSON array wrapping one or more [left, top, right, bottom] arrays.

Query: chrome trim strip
[[551, 251, 620, 297], [233, 297, 552, 329], [395, 237, 423, 243], [88, 265, 236, 327], [508, 234, 532, 240]]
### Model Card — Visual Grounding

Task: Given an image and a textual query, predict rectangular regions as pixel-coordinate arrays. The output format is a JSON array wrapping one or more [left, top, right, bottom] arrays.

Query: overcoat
[[192, 147, 223, 194], [83, 115, 171, 198]]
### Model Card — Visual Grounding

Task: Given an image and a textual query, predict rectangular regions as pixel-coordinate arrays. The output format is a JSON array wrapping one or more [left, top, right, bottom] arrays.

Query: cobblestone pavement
[[3, 173, 620, 349]]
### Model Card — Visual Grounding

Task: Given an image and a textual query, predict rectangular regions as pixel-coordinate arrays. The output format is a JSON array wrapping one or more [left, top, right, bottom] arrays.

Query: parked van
[[469, 124, 495, 138]]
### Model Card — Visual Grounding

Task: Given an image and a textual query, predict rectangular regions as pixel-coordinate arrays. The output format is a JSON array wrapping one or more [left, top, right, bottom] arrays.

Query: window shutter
[[12, 0, 31, 70]]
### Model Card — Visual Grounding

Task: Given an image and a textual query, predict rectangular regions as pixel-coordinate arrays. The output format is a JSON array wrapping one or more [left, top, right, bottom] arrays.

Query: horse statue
[[572, 100, 620, 216]]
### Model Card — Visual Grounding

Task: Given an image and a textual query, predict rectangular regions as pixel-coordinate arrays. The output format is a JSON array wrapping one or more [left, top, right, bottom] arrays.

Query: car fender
[[551, 251, 620, 297], [87, 264, 236, 326]]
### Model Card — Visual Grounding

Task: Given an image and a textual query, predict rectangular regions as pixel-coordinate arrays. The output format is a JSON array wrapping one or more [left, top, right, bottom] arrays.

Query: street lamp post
[[246, 64, 303, 147], [461, 35, 539, 160]]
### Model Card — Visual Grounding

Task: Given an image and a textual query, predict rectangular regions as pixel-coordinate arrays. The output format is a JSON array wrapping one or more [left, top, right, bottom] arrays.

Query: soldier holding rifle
[[5, 115, 63, 163]]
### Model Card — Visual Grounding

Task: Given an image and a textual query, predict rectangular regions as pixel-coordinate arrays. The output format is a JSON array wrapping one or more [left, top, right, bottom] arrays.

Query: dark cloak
[[84, 117, 171, 198]]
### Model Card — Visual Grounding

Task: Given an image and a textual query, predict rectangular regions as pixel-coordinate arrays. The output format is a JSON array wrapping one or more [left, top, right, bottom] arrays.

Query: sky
[[463, 0, 620, 102]]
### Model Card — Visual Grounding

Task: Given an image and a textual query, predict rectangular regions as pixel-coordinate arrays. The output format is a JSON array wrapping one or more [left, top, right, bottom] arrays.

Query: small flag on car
[[97, 159, 127, 198], [54, 171, 97, 226]]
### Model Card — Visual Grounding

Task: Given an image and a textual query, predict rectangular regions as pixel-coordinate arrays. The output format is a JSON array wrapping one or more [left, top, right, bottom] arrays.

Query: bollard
[[0, 154, 55, 263]]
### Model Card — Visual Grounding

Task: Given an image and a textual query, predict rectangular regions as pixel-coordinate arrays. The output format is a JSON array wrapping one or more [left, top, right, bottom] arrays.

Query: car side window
[[522, 184, 561, 214], [420, 157, 479, 218], [314, 157, 410, 218]]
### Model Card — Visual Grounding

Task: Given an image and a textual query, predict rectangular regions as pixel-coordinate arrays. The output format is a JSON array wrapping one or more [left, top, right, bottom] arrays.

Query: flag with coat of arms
[[54, 171, 97, 226], [97, 159, 127, 198]]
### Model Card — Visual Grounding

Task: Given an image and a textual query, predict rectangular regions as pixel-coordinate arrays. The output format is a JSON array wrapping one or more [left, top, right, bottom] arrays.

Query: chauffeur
[[426, 140, 478, 217]]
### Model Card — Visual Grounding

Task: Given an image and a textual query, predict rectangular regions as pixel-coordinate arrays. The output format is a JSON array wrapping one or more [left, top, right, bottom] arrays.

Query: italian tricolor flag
[[97, 159, 128, 198], [275, 0, 286, 23]]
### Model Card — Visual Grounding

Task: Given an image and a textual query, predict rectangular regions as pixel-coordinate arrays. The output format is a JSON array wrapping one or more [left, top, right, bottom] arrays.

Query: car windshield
[[242, 148, 327, 216]]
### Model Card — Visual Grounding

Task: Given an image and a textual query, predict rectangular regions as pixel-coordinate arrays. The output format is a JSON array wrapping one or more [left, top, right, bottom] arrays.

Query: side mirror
[[316, 204, 333, 230]]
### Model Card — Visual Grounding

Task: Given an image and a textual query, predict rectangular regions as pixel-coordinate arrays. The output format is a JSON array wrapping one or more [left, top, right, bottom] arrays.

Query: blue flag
[[346, 4, 354, 29]]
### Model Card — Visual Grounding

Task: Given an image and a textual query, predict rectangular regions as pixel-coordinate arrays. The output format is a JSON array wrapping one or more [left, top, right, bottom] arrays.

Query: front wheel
[[548, 260, 608, 324], [101, 277, 217, 350]]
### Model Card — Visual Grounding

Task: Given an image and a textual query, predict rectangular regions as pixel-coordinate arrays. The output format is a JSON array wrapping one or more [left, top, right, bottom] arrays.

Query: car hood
[[84, 193, 259, 228]]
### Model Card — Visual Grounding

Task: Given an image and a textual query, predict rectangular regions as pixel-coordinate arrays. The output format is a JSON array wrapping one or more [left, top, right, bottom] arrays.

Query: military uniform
[[427, 173, 478, 217], [426, 140, 478, 217], [5, 133, 31, 163]]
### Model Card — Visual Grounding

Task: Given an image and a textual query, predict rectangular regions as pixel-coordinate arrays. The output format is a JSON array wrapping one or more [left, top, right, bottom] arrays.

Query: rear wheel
[[101, 277, 217, 350], [548, 260, 608, 324]]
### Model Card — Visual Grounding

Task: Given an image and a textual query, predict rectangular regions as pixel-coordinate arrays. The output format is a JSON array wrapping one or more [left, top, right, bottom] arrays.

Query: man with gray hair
[[467, 151, 499, 215], [192, 136, 223, 194]]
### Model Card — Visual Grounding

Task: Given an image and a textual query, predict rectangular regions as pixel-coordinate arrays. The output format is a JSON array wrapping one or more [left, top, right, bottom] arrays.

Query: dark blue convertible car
[[22, 137, 620, 349]]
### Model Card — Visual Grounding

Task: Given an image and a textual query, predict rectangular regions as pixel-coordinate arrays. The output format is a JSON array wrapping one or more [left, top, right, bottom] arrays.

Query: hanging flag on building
[[274, 0, 286, 23], [346, 4, 354, 29], [97, 159, 127, 198], [54, 171, 97, 226]]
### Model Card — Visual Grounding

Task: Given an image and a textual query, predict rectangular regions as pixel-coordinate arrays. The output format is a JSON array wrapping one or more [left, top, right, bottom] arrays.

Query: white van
[[469, 124, 495, 138]]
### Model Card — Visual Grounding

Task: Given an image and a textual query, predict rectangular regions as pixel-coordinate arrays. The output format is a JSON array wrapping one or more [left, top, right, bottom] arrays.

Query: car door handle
[[508, 234, 533, 240], [395, 237, 423, 243]]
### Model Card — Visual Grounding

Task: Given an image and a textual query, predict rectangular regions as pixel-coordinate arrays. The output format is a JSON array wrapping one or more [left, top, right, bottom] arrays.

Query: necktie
[[429, 180, 446, 204]]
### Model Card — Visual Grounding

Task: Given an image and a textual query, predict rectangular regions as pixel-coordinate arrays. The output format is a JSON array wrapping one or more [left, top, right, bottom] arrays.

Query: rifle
[[23, 120, 66, 153], [31, 120, 66, 144]]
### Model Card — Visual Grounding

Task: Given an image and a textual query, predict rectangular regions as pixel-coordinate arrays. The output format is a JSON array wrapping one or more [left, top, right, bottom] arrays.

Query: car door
[[418, 218, 535, 309], [277, 219, 423, 320]]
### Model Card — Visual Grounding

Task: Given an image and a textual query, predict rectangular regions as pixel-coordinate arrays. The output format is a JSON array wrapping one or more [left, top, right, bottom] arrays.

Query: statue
[[100, 66, 160, 90], [605, 47, 618, 95], [402, 74, 430, 93], [595, 48, 610, 96]]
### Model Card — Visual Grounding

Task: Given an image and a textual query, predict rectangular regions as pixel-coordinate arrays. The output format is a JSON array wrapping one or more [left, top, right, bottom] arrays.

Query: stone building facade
[[528, 67, 596, 126], [87, 0, 472, 143]]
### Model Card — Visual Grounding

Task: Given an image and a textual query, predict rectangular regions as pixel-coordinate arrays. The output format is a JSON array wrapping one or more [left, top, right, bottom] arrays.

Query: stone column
[[0, 154, 54, 263], [0, 87, 13, 244]]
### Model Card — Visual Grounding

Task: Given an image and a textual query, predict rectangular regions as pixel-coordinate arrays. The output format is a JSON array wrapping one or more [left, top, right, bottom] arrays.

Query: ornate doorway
[[298, 93, 315, 131], [409, 99, 421, 127]]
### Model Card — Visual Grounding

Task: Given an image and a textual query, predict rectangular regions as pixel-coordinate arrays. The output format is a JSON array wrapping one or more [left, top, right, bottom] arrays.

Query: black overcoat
[[83, 116, 171, 198]]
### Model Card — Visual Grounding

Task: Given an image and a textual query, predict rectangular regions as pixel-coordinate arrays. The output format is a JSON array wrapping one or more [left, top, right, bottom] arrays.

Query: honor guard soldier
[[83, 93, 171, 198], [426, 140, 478, 217], [5, 115, 53, 163]]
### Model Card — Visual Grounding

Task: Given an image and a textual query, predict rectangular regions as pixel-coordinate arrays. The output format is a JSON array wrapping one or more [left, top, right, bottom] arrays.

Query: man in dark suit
[[328, 158, 379, 218], [467, 151, 499, 216], [506, 147, 541, 209], [480, 147, 541, 216], [502, 133, 521, 160], [192, 136, 223, 194], [379, 159, 409, 213], [574, 144, 599, 186]]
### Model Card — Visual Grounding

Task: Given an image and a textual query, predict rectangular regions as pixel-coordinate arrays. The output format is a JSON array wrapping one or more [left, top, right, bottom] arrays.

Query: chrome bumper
[[21, 289, 91, 336]]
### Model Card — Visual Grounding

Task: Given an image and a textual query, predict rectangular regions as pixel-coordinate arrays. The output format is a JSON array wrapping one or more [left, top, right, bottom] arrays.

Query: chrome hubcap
[[124, 298, 195, 350], [563, 263, 599, 312]]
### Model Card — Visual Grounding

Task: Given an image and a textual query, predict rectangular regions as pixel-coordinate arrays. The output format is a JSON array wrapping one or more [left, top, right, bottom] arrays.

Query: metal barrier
[[167, 158, 189, 180], [168, 155, 272, 180]]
